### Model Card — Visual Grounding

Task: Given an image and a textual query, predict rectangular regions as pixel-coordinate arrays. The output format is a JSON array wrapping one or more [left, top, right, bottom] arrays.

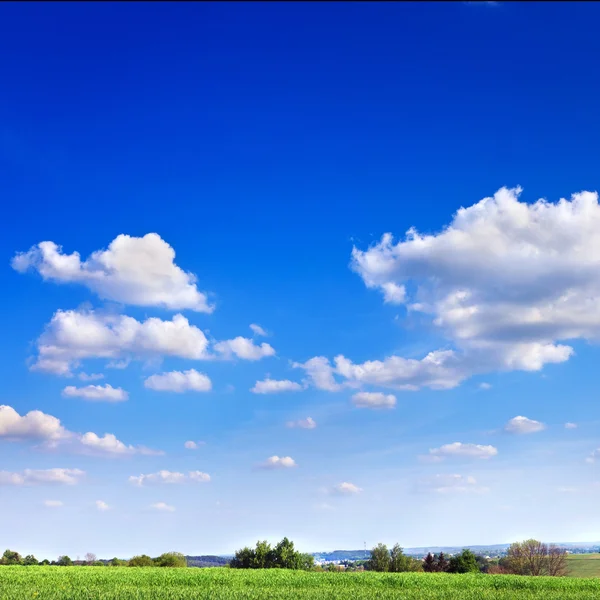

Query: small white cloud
[[214, 337, 275, 361], [479, 382, 492, 390], [95, 500, 110, 511], [0, 405, 69, 441], [184, 440, 205, 450], [381, 282, 406, 304], [250, 324, 268, 337], [0, 468, 85, 486], [150, 502, 175, 512], [504, 415, 546, 434], [418, 474, 488, 494], [251, 378, 304, 394], [424, 442, 498, 461], [77, 432, 163, 457], [586, 448, 600, 464], [286, 417, 316, 429], [12, 233, 213, 312], [351, 392, 397, 409], [258, 456, 297, 469], [565, 422, 578, 429], [62, 384, 128, 403], [292, 356, 342, 391], [78, 372, 104, 382], [144, 369, 212, 393], [43, 500, 64, 507], [330, 482, 363, 496], [129, 470, 210, 486]]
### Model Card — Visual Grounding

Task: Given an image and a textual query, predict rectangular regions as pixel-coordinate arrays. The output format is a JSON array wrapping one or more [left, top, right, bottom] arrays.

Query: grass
[[2, 567, 600, 599], [566, 553, 600, 578]]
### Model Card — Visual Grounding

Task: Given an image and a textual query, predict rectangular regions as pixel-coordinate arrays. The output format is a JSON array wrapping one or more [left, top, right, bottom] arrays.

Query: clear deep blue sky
[[2, 1, 600, 559]]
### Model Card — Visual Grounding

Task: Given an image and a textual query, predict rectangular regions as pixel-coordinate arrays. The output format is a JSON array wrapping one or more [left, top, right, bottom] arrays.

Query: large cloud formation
[[12, 233, 213, 312], [298, 188, 600, 392]]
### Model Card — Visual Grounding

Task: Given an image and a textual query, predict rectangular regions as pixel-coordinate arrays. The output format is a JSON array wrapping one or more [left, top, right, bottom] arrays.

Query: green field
[[2, 567, 600, 600], [566, 553, 600, 578]]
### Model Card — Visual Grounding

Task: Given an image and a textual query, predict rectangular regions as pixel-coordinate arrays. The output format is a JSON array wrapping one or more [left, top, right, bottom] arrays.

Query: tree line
[[0, 537, 568, 576]]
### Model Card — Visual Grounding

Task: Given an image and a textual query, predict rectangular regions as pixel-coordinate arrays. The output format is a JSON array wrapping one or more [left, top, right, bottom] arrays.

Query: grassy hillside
[[566, 553, 600, 578], [2, 567, 600, 599]]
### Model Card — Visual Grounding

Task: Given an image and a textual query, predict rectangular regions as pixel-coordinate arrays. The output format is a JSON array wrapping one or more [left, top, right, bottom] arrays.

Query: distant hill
[[186, 555, 230, 568]]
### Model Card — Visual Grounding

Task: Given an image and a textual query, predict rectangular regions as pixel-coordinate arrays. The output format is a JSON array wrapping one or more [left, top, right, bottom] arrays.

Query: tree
[[299, 553, 315, 571], [389, 544, 419, 573], [1, 550, 22, 565], [93, 561, 105, 567], [57, 555, 73, 567], [230, 547, 254, 569], [272, 537, 301, 570], [84, 553, 97, 566], [367, 544, 391, 572], [109, 557, 127, 567], [253, 541, 273, 569], [128, 554, 154, 567], [154, 552, 187, 568], [505, 539, 566, 577], [423, 553, 437, 573], [230, 538, 314, 571], [22, 555, 38, 566], [39, 559, 50, 566], [448, 549, 479, 574]]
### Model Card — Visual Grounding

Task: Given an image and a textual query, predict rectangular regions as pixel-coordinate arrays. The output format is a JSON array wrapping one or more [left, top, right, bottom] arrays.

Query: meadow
[[2, 567, 600, 600], [566, 553, 600, 578]]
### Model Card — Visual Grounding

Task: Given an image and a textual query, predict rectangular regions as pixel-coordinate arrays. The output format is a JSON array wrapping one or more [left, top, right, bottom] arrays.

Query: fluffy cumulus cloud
[[144, 369, 212, 393], [78, 372, 104, 381], [286, 417, 317, 429], [330, 482, 363, 496], [0, 468, 85, 486], [129, 470, 210, 486], [0, 404, 162, 457], [12, 233, 213, 312], [0, 405, 68, 441], [96, 500, 110, 511], [251, 378, 304, 394], [423, 442, 498, 462], [258, 456, 297, 469], [504, 415, 546, 434], [214, 337, 275, 361], [31, 309, 211, 376], [351, 392, 397, 409], [250, 324, 268, 337], [62, 384, 128, 402], [341, 188, 600, 390], [417, 474, 488, 494], [150, 502, 175, 512]]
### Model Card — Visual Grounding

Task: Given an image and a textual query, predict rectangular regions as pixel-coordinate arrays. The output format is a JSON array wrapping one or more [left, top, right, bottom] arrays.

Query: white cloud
[[62, 384, 128, 403], [258, 456, 297, 469], [286, 417, 317, 429], [144, 369, 212, 393], [129, 470, 210, 486], [250, 324, 268, 337], [586, 449, 600, 464], [0, 405, 69, 441], [214, 337, 275, 361], [418, 474, 488, 494], [292, 356, 343, 391], [43, 500, 63, 507], [150, 502, 175, 512], [565, 422, 578, 429], [0, 468, 85, 486], [251, 378, 304, 394], [504, 415, 546, 434], [12, 233, 213, 312], [346, 188, 600, 389], [184, 440, 205, 450], [32, 309, 211, 376], [96, 500, 110, 511], [479, 382, 492, 390], [0, 404, 162, 457], [351, 392, 397, 409], [424, 442, 498, 461], [78, 372, 104, 381], [330, 482, 363, 496]]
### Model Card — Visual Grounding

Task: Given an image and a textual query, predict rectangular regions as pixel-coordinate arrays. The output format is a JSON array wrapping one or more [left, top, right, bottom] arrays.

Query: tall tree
[[1, 550, 22, 565], [505, 540, 566, 577], [367, 543, 391, 572], [423, 553, 437, 573], [547, 545, 567, 577], [448, 549, 479, 574], [22, 555, 38, 566], [57, 555, 73, 567], [436, 552, 449, 573]]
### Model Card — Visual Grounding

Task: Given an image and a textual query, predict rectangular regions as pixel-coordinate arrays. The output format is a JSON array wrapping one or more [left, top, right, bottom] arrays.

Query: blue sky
[[2, 1, 600, 559]]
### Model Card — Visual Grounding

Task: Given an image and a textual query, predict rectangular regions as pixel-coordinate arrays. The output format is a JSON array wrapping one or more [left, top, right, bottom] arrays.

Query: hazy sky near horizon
[[2, 1, 600, 559]]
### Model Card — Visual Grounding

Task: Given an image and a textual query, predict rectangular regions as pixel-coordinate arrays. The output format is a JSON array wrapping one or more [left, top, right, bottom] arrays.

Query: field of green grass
[[566, 553, 600, 578], [2, 567, 600, 599]]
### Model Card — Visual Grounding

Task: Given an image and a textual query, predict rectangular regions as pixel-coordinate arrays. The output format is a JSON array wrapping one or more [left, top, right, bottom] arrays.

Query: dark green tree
[[436, 552, 449, 572], [57, 555, 73, 567], [423, 552, 437, 572], [154, 552, 187, 568], [128, 554, 154, 567], [39, 559, 50, 566], [230, 546, 254, 569], [448, 549, 479, 574], [1, 550, 22, 565], [22, 555, 38, 566], [109, 557, 127, 567], [367, 543, 391, 572]]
